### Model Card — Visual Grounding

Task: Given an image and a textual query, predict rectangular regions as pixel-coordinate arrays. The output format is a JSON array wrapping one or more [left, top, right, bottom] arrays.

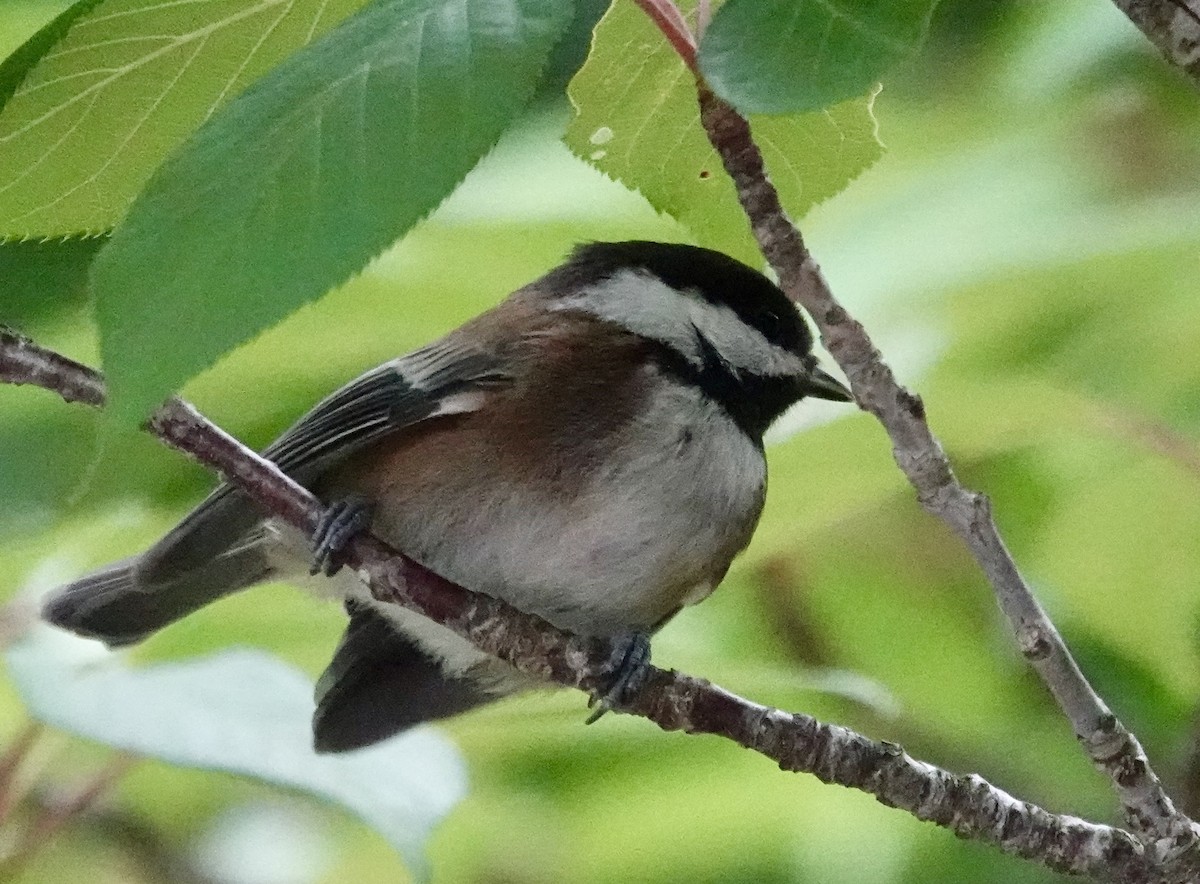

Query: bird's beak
[[804, 366, 853, 402]]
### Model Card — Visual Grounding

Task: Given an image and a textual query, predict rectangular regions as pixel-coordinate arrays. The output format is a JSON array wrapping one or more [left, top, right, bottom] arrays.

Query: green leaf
[[0, 0, 105, 110], [564, 0, 881, 266], [0, 0, 383, 239], [699, 0, 939, 115], [8, 627, 467, 876], [0, 235, 101, 320], [92, 0, 572, 422], [0, 389, 100, 538]]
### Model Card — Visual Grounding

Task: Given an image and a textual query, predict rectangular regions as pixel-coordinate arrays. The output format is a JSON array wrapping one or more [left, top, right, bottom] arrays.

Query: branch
[[0, 334, 1162, 881], [0, 329, 104, 407], [1110, 0, 1200, 87], [640, 15, 1200, 873]]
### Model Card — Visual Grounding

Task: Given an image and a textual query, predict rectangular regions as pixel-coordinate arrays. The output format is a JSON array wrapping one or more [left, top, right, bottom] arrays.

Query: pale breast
[[360, 378, 764, 636], [287, 321, 768, 674]]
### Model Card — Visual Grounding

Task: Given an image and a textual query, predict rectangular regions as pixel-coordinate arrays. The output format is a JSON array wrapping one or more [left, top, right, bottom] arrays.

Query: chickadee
[[43, 241, 852, 752]]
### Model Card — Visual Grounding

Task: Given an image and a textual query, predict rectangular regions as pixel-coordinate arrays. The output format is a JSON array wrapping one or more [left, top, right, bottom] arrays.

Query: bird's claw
[[586, 630, 652, 724], [310, 496, 373, 577]]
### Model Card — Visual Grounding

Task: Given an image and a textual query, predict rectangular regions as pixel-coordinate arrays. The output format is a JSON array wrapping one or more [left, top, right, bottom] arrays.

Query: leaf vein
[[8, 32, 214, 225]]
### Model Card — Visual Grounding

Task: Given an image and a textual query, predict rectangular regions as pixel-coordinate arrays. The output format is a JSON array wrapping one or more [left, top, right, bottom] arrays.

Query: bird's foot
[[310, 496, 373, 577], [586, 630, 652, 724]]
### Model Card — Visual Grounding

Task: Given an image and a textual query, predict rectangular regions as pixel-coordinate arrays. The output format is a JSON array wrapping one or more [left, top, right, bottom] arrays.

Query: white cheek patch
[[558, 268, 805, 379], [555, 269, 702, 363]]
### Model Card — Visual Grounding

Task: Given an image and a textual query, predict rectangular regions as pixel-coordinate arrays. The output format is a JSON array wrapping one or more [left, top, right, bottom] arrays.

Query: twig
[[1110, 0, 1200, 87], [0, 328, 104, 407], [0, 754, 137, 877], [630, 5, 1200, 870], [0, 723, 43, 827], [47, 799, 217, 884], [1089, 402, 1200, 481], [0, 329, 1162, 881], [751, 556, 833, 668]]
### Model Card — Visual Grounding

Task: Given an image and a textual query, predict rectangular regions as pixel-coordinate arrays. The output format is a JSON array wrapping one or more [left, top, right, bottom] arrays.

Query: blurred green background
[[3, 1, 1200, 881]]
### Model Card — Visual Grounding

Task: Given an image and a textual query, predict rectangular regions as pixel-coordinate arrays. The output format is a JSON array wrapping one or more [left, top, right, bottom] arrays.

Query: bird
[[42, 240, 853, 753]]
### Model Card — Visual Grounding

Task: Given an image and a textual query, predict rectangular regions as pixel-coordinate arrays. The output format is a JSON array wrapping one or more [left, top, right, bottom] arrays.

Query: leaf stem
[[632, 0, 697, 70]]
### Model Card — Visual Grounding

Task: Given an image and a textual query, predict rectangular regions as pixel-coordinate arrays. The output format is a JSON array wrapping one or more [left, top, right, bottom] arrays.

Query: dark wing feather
[[138, 339, 512, 581], [312, 601, 491, 752], [262, 347, 508, 479]]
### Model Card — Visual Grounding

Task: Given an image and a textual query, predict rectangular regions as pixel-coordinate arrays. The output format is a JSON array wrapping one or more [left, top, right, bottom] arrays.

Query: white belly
[[274, 384, 766, 676]]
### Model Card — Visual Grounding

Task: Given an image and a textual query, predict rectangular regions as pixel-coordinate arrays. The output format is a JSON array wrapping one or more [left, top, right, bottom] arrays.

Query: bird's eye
[[758, 309, 783, 339]]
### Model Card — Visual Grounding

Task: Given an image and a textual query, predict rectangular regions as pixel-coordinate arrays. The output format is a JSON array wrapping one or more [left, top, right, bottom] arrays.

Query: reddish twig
[[632, 0, 697, 70]]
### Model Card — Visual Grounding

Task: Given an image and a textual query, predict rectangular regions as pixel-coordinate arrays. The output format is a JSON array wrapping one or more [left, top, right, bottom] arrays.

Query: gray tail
[[42, 542, 274, 647]]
